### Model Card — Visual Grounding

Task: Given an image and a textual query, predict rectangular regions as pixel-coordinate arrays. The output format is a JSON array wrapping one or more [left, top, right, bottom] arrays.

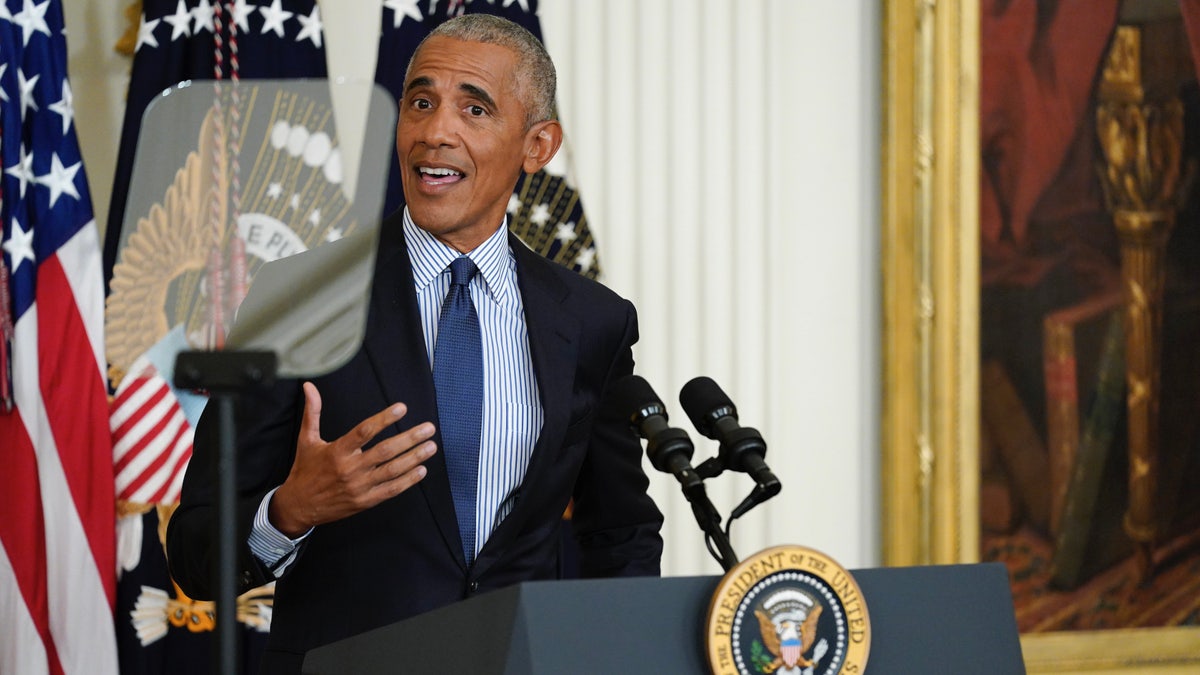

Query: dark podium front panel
[[302, 563, 1024, 674]]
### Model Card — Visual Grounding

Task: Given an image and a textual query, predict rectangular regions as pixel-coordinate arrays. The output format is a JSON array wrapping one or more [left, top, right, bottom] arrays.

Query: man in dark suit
[[166, 14, 663, 674]]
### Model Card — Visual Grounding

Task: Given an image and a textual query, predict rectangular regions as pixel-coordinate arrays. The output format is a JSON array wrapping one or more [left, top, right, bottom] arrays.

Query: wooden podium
[[301, 562, 1025, 674]]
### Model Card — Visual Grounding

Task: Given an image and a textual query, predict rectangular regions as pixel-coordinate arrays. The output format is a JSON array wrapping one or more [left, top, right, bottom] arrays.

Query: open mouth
[[417, 166, 464, 186]]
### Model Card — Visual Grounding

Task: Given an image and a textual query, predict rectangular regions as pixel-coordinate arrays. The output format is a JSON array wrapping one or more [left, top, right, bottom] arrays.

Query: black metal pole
[[216, 394, 239, 675], [176, 349, 277, 675]]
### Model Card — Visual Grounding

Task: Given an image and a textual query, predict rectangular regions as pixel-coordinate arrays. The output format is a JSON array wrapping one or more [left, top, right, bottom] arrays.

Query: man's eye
[[413, 99, 432, 110], [467, 105, 486, 116]]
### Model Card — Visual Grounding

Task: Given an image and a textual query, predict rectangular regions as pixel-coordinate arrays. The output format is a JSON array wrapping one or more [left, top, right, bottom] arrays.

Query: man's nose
[[418, 105, 459, 147]]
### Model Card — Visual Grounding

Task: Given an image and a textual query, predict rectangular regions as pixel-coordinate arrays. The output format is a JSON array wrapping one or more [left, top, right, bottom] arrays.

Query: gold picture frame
[[880, 1, 1200, 671]]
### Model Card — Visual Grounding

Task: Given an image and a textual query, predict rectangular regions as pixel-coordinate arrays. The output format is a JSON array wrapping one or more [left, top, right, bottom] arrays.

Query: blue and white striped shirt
[[403, 210, 543, 555], [249, 209, 543, 570]]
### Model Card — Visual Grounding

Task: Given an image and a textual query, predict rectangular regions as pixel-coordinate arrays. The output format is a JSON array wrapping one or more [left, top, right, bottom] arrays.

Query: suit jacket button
[[468, 581, 479, 593]]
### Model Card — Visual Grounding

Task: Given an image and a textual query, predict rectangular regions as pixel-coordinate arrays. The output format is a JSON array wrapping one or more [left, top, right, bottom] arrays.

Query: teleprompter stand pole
[[174, 350, 278, 675]]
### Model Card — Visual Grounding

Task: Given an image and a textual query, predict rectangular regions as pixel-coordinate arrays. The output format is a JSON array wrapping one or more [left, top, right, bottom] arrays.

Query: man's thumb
[[299, 381, 323, 442]]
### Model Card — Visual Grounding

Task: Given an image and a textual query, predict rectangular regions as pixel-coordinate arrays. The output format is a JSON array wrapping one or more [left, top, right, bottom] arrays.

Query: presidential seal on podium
[[706, 546, 870, 675]]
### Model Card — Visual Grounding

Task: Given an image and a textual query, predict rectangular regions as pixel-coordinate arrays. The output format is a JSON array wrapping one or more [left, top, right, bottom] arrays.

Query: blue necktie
[[433, 256, 483, 565]]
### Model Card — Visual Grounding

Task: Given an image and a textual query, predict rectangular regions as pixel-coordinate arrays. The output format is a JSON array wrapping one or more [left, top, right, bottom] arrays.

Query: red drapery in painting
[[982, 0, 1200, 274], [980, 0, 1120, 273]]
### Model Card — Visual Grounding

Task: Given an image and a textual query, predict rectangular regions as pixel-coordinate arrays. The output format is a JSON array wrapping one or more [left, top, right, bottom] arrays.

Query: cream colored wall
[[63, 0, 130, 239], [65, 0, 882, 575]]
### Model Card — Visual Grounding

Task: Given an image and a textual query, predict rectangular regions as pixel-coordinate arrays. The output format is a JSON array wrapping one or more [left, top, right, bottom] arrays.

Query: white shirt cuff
[[247, 487, 311, 576]]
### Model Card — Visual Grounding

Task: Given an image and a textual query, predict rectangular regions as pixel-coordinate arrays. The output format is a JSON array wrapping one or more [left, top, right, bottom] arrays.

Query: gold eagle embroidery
[[755, 604, 822, 672]]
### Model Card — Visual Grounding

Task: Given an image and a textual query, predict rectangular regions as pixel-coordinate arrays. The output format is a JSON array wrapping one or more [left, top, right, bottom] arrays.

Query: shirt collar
[[403, 207, 514, 304]]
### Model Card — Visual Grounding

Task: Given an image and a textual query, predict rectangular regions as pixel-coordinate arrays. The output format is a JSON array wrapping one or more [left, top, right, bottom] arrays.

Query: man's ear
[[522, 120, 563, 174]]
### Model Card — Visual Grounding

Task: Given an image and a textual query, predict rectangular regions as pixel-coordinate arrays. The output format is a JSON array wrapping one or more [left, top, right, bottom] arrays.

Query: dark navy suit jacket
[[166, 210, 664, 673]]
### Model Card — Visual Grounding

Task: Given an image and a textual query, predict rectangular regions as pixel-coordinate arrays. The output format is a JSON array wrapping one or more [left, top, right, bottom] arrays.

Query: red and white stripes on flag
[[111, 356, 193, 504], [1, 1, 119, 673]]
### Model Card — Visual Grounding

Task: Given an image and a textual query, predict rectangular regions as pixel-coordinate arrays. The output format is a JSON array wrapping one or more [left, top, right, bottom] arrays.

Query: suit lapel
[[474, 235, 580, 572], [362, 219, 466, 568]]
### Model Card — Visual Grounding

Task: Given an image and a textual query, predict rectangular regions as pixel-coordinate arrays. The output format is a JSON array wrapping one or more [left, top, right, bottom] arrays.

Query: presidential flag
[[0, 1, 119, 673]]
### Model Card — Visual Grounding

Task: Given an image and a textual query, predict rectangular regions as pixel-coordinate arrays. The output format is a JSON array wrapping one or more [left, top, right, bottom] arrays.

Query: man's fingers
[[299, 384, 411, 457], [384, 464, 428, 497], [368, 445, 434, 500], [375, 440, 436, 477], [341, 402, 410, 451], [364, 422, 437, 464], [298, 382, 324, 445]]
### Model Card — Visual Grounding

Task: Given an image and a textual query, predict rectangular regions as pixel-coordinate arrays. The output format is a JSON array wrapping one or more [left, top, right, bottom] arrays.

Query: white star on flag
[[47, 80, 73, 136], [325, 227, 343, 242], [136, 15, 160, 51], [507, 193, 521, 214], [13, 0, 52, 46], [17, 69, 38, 115], [308, 209, 321, 226], [575, 247, 596, 273], [554, 222, 577, 243], [2, 218, 36, 274], [267, 182, 283, 199], [296, 6, 323, 48], [290, 193, 300, 210], [260, 0, 294, 38], [233, 0, 253, 32], [37, 152, 82, 207], [384, 0, 423, 29], [529, 203, 550, 226], [162, 0, 193, 41], [5, 144, 34, 197], [503, 0, 530, 11], [192, 0, 215, 34]]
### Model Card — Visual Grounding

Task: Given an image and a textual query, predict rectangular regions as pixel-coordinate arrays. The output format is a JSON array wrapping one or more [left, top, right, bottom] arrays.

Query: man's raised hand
[[269, 382, 437, 537]]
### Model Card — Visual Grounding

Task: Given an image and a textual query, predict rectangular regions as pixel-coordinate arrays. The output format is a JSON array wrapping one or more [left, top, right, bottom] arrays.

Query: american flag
[[111, 355, 193, 505], [0, 1, 119, 673]]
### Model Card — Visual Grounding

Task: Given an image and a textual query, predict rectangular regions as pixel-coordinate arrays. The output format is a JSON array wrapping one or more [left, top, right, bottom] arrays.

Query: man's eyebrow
[[460, 83, 497, 110], [404, 76, 433, 95]]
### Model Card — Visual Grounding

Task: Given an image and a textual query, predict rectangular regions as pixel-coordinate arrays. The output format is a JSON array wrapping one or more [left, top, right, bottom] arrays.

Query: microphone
[[679, 376, 782, 518], [613, 374, 740, 570], [611, 375, 703, 496]]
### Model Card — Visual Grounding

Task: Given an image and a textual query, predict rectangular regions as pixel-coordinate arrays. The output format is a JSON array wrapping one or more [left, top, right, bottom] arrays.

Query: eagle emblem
[[705, 547, 869, 675], [754, 589, 827, 673]]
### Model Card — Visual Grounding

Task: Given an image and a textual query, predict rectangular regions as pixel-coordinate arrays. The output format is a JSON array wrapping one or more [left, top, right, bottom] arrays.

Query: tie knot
[[449, 256, 477, 288]]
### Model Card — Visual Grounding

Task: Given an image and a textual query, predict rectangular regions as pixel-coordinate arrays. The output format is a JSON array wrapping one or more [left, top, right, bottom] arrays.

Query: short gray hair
[[407, 14, 557, 128]]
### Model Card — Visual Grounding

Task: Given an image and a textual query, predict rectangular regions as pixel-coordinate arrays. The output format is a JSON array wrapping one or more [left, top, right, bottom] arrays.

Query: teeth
[[419, 167, 461, 176]]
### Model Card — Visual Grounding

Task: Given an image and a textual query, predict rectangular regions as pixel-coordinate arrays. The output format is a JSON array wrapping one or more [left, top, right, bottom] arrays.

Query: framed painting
[[882, 0, 1200, 671]]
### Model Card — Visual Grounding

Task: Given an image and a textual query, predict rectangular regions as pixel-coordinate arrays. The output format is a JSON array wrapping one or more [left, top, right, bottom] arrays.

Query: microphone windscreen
[[610, 374, 663, 418], [679, 376, 735, 433]]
